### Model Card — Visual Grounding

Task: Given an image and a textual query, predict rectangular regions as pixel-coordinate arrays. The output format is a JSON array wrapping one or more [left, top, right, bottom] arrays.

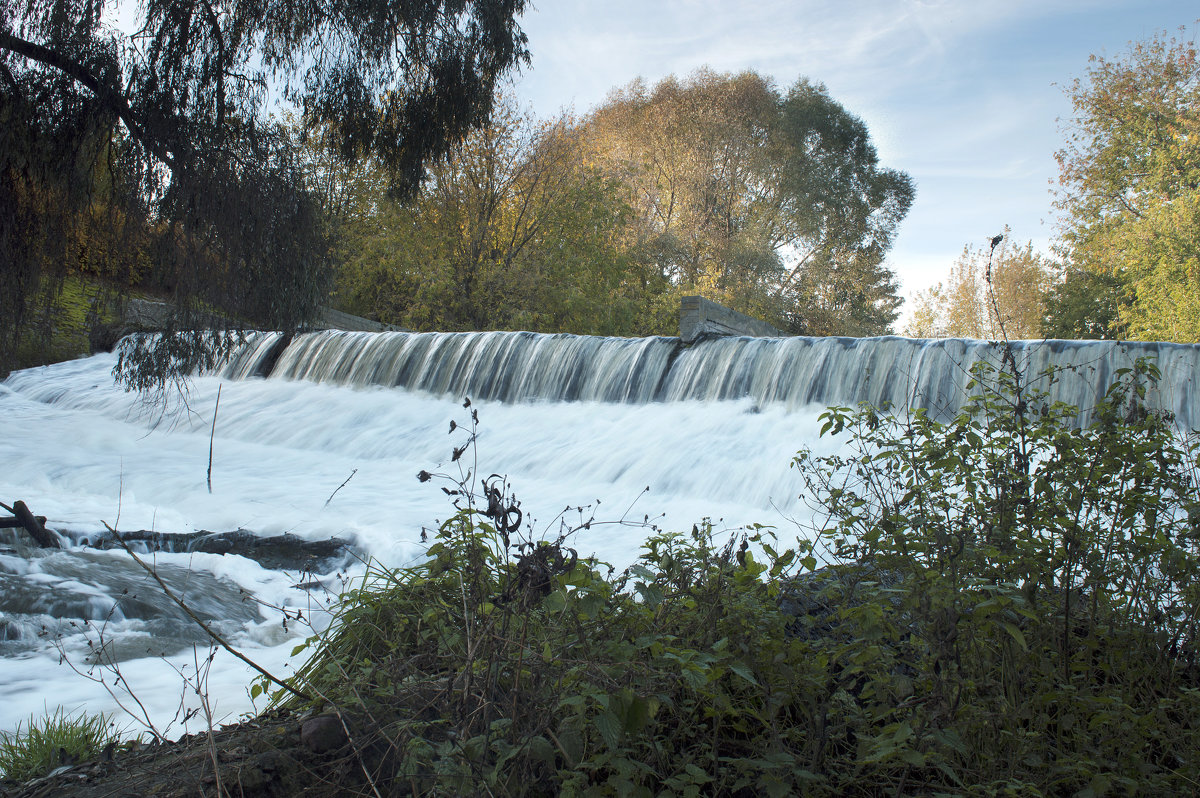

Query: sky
[[507, 1, 1200, 322]]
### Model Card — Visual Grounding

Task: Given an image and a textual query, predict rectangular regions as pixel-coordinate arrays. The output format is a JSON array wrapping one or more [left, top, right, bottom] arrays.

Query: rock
[[300, 714, 348, 754], [233, 764, 271, 790], [78, 528, 357, 573], [191, 531, 353, 572], [89, 322, 138, 354]]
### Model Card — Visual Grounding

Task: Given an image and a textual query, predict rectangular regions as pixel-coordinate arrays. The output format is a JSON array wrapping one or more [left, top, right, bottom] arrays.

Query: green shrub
[[793, 354, 1200, 794], [0, 708, 119, 783], [273, 358, 1200, 796], [274, 410, 825, 796]]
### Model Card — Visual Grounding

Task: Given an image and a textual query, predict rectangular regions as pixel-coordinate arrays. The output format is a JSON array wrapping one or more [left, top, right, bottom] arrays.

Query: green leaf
[[728, 661, 759, 686], [680, 664, 708, 690], [543, 590, 566, 613], [1001, 622, 1028, 651], [559, 694, 587, 712], [766, 780, 793, 798], [622, 695, 651, 734], [527, 735, 555, 764], [636, 582, 664, 607], [628, 564, 655, 580], [555, 726, 583, 766], [934, 760, 964, 786], [594, 710, 622, 749]]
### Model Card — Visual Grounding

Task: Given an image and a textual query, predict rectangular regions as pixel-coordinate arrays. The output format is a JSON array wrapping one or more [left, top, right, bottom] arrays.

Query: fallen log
[[2, 498, 355, 571], [0, 515, 46, 529], [1, 501, 59, 548]]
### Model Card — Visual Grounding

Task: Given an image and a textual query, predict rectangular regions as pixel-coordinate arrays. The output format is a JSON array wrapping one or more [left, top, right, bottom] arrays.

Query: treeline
[[1, 62, 916, 362], [317, 69, 914, 338], [908, 28, 1200, 343], [6, 3, 1198, 387]]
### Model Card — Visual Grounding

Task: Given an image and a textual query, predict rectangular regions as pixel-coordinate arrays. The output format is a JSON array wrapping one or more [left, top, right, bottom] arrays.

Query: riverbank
[[1, 709, 371, 797]]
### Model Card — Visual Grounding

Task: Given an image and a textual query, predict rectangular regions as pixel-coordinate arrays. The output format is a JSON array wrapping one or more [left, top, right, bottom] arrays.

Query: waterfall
[[221, 330, 1200, 427], [223, 330, 679, 403]]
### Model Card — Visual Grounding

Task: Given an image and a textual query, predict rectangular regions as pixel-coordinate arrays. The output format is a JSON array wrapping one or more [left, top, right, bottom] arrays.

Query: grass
[[0, 707, 120, 782]]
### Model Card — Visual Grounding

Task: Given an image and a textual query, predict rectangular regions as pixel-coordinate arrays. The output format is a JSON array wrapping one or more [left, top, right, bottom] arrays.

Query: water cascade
[[2, 329, 1198, 736], [224, 330, 1200, 425]]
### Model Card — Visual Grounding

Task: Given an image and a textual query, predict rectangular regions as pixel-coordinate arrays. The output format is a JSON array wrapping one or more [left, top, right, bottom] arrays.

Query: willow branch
[[0, 29, 176, 170]]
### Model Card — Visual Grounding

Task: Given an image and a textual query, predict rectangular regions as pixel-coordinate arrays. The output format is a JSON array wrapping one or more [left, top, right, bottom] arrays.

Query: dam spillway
[[220, 329, 1200, 427]]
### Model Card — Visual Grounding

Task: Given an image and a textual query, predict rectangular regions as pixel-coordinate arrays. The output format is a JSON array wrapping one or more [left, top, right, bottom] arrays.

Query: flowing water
[[2, 331, 1197, 737]]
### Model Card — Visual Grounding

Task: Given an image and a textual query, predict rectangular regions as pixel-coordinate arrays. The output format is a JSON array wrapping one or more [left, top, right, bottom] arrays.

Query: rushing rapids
[[224, 329, 1200, 425], [1, 329, 1198, 737]]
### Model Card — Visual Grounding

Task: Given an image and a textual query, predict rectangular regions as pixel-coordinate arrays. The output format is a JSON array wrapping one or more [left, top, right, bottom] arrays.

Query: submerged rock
[[79, 528, 357, 573]]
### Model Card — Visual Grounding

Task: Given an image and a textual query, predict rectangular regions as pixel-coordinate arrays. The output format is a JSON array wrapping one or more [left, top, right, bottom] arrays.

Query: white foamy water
[[0, 351, 831, 737]]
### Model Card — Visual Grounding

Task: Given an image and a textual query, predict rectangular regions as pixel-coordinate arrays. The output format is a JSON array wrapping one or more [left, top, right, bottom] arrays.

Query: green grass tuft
[[0, 708, 120, 783]]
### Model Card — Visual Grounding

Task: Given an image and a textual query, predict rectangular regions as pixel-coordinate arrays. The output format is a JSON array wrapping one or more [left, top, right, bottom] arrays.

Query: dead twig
[[103, 520, 311, 703], [324, 469, 358, 508], [192, 645, 227, 797]]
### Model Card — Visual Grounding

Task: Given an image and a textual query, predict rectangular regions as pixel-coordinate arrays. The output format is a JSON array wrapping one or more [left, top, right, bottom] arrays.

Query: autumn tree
[[905, 232, 1051, 340], [0, 0, 529, 382], [332, 70, 911, 338], [1054, 28, 1200, 342], [334, 100, 668, 334], [581, 70, 914, 336]]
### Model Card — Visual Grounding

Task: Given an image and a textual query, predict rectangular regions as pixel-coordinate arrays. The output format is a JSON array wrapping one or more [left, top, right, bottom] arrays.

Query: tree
[[581, 70, 914, 336], [787, 245, 904, 336], [0, 0, 529, 382], [1040, 265, 1124, 339], [1054, 28, 1200, 342], [904, 232, 1051, 340], [581, 72, 780, 320], [904, 283, 945, 341], [334, 100, 667, 335], [333, 71, 912, 338]]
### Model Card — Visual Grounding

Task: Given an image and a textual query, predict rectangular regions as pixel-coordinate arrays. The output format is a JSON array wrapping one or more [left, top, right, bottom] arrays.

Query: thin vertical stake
[[207, 384, 222, 494]]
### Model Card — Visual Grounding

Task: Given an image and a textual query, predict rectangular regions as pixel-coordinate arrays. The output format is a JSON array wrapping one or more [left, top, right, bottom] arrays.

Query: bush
[[792, 354, 1200, 794], [273, 358, 1200, 796], [275, 409, 823, 797], [0, 708, 119, 783]]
